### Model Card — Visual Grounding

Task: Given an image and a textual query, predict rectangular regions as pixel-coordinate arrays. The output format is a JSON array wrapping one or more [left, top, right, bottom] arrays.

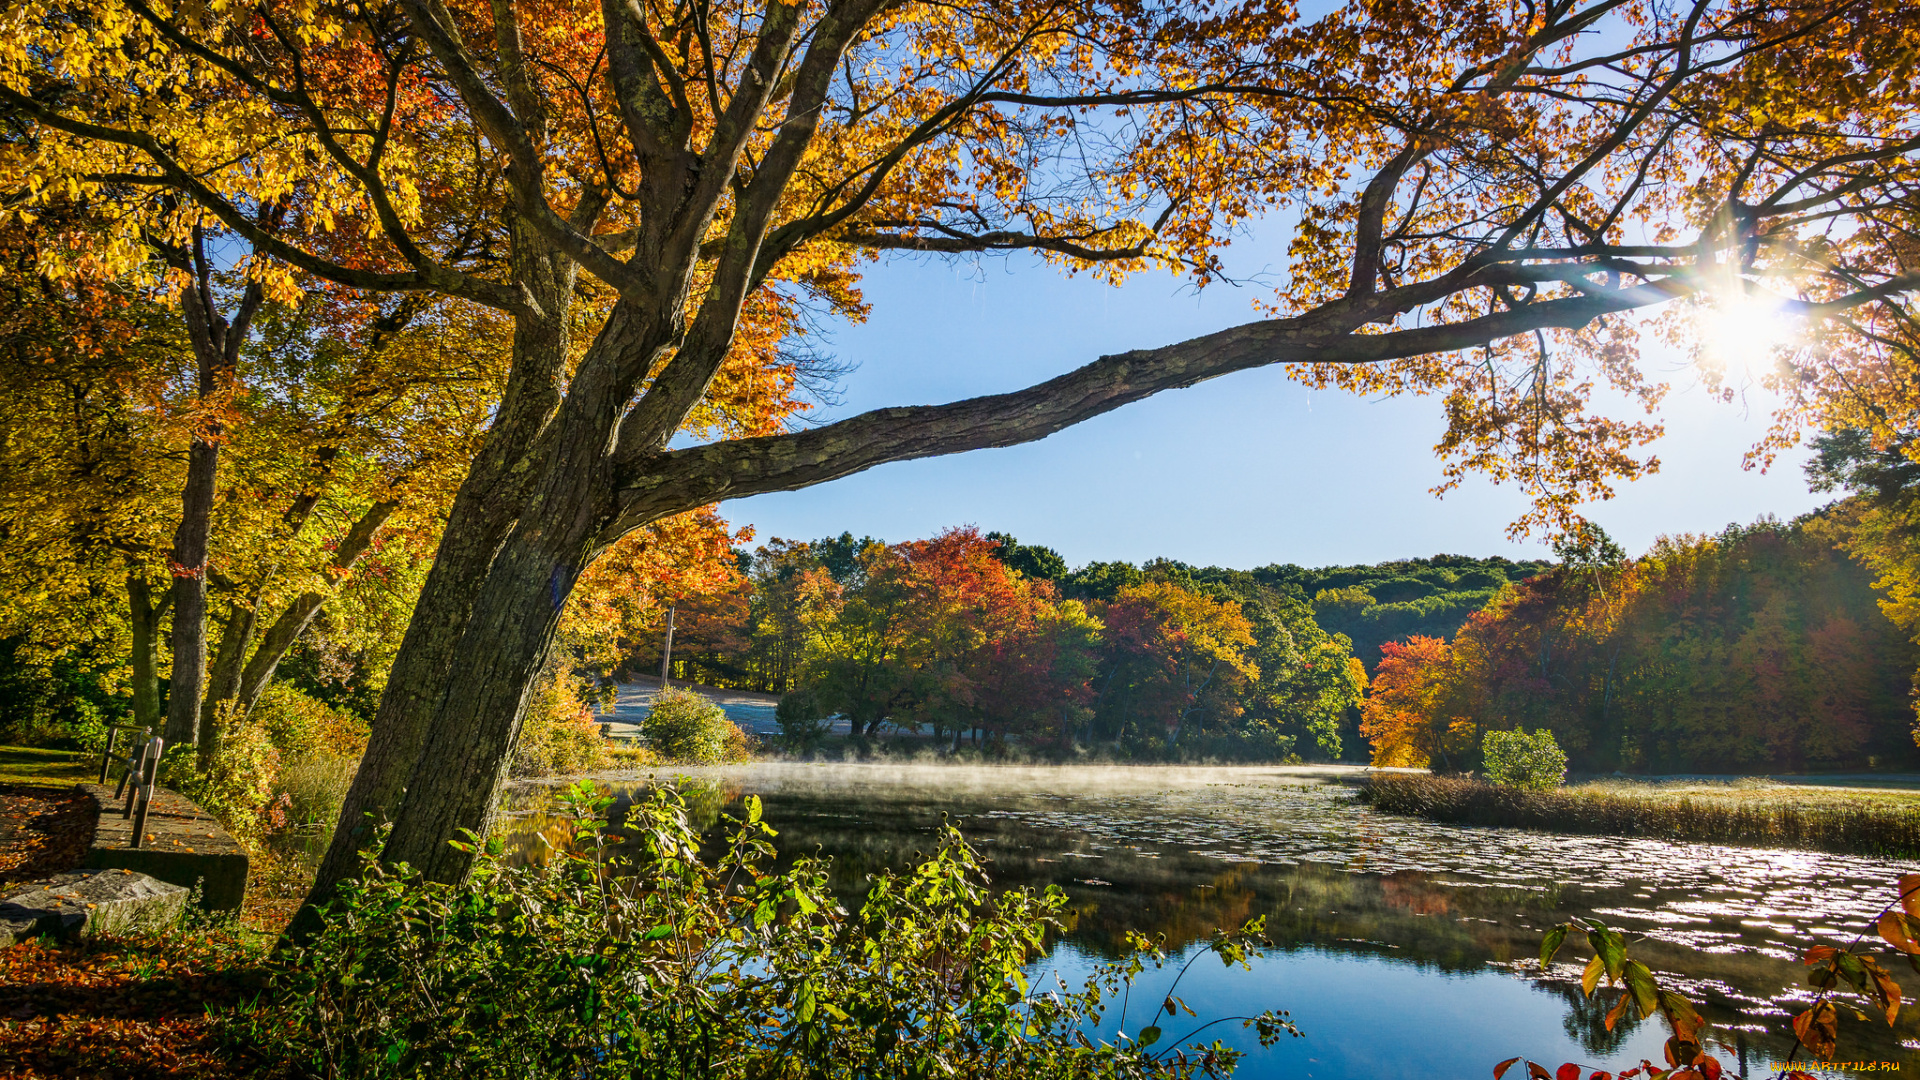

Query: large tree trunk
[[163, 435, 220, 749], [126, 573, 168, 732], [375, 306, 654, 881], [296, 226, 584, 928]]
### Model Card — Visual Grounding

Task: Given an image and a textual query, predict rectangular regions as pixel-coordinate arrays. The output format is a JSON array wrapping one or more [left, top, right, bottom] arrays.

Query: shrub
[[775, 687, 831, 751], [260, 782, 1293, 1078], [641, 688, 741, 764], [513, 668, 612, 777], [1481, 728, 1567, 790], [251, 683, 369, 760], [161, 711, 284, 842]]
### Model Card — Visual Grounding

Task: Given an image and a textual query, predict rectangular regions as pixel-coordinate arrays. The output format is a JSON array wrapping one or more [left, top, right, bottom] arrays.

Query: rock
[[0, 868, 187, 946]]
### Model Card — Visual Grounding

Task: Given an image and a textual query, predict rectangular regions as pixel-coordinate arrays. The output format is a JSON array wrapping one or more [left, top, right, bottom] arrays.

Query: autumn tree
[[1360, 635, 1478, 770], [1093, 579, 1258, 748], [1361, 520, 1918, 772], [7, 0, 1920, 912], [0, 240, 181, 739]]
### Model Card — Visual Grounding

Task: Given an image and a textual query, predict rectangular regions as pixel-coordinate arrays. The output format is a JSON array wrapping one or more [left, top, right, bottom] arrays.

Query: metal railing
[[106, 729, 164, 849]]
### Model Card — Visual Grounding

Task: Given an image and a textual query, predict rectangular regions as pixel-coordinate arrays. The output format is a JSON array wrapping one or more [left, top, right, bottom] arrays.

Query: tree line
[[1361, 513, 1920, 775], [647, 529, 1566, 760]]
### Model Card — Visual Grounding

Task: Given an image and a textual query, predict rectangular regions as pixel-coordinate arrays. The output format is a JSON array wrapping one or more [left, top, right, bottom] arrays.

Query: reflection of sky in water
[[1043, 944, 1682, 1080], [503, 764, 1920, 1072]]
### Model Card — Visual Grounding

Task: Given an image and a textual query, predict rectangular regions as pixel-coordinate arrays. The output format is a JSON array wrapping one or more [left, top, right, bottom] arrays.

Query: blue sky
[[721, 252, 1826, 570]]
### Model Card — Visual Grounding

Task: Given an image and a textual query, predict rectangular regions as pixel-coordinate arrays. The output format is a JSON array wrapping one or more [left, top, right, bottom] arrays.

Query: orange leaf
[[1792, 1002, 1839, 1060], [1878, 912, 1920, 954], [1899, 874, 1920, 919], [1496, 1058, 1523, 1080], [1605, 991, 1630, 1032]]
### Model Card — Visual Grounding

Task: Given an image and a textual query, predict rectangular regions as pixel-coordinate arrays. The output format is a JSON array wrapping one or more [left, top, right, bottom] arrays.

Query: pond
[[500, 764, 1920, 1078]]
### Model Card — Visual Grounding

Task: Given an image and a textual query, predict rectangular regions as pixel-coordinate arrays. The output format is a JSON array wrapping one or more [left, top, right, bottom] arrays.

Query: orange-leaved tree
[[6, 0, 1920, 914], [1360, 635, 1478, 770]]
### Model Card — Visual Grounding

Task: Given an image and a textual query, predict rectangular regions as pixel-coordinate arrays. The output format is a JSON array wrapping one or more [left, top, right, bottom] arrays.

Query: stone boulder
[[0, 868, 188, 946]]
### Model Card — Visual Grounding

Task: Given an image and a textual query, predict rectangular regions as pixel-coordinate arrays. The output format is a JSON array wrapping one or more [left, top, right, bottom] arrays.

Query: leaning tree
[[3, 0, 1917, 920]]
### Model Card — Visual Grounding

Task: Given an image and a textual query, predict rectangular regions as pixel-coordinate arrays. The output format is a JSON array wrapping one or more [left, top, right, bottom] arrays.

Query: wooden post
[[659, 606, 676, 689], [98, 727, 119, 784], [120, 739, 149, 813], [129, 737, 162, 849]]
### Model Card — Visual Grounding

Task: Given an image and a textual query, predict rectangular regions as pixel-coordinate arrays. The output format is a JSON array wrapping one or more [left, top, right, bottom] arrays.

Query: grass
[[0, 745, 94, 788], [1362, 772, 1920, 857]]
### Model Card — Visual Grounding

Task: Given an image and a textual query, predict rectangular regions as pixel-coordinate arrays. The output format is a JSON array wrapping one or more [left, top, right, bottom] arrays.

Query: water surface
[[502, 764, 1920, 1077]]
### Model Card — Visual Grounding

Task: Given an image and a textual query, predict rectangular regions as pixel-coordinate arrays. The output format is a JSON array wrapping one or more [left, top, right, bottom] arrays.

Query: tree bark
[[163, 434, 219, 750], [126, 574, 168, 732]]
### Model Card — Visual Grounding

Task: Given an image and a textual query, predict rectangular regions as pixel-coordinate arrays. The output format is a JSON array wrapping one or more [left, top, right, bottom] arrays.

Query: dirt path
[[0, 786, 94, 887]]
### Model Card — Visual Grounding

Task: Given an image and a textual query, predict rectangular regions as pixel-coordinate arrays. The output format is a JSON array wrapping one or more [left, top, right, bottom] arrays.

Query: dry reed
[[1362, 773, 1920, 857]]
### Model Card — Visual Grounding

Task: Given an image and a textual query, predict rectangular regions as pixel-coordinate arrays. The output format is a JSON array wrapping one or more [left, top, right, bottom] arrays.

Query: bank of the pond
[[1362, 772, 1920, 856]]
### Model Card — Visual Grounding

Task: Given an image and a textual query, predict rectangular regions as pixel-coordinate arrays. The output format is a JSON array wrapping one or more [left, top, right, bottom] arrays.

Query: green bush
[[775, 687, 831, 751], [161, 712, 284, 841], [257, 782, 1293, 1078], [252, 682, 369, 760], [1481, 728, 1568, 790], [641, 688, 744, 764]]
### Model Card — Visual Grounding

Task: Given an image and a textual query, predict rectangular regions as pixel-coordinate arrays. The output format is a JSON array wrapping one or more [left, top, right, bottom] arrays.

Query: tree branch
[[607, 283, 1680, 537]]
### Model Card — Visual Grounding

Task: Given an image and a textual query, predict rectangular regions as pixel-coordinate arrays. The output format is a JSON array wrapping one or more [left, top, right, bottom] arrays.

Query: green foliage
[[1481, 729, 1568, 790], [1281, 555, 1553, 671], [775, 687, 831, 752], [260, 782, 1293, 1079], [1061, 560, 1146, 602], [0, 636, 127, 750], [250, 682, 368, 761], [986, 531, 1070, 581], [162, 714, 284, 841], [642, 688, 744, 764]]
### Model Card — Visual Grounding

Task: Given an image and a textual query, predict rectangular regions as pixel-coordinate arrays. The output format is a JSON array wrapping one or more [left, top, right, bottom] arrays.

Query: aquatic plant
[[259, 780, 1292, 1078], [1363, 773, 1920, 857]]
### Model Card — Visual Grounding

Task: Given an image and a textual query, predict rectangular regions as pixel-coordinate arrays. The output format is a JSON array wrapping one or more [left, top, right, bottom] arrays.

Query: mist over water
[[501, 764, 1920, 1077]]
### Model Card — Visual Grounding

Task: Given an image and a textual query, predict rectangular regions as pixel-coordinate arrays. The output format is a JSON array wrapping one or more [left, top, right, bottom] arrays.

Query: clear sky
[[720, 250, 1828, 570]]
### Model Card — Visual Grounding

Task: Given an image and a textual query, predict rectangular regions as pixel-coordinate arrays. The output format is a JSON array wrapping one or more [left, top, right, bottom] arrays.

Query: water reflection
[[500, 764, 1920, 1074]]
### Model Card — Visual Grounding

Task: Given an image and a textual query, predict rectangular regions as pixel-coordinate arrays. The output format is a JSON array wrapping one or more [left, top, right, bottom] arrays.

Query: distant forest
[[649, 531, 1554, 763], [649, 509, 1920, 773]]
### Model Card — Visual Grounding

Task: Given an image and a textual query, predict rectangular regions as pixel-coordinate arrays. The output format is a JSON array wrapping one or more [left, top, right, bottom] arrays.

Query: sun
[[1696, 294, 1795, 381]]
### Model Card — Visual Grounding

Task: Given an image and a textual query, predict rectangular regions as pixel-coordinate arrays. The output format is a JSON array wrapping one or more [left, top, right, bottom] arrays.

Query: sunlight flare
[[1696, 293, 1797, 381]]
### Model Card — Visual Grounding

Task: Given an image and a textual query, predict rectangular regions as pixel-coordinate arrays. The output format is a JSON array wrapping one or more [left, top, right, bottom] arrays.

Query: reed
[[1361, 773, 1920, 857]]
